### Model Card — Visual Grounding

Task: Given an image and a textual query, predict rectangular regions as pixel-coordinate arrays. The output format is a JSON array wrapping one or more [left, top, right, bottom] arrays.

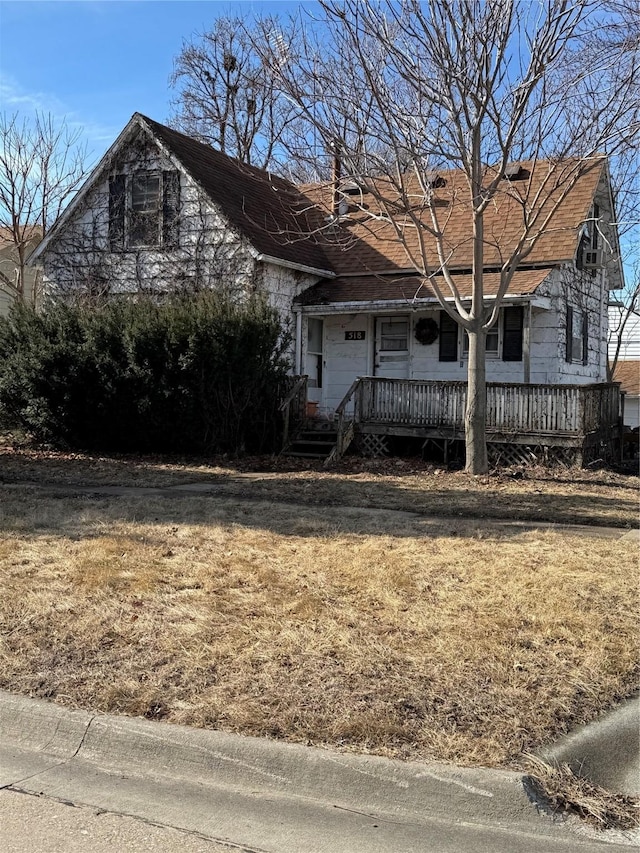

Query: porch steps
[[282, 423, 338, 461]]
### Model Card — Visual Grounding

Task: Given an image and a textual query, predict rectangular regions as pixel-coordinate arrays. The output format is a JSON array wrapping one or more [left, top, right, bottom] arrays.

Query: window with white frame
[[462, 327, 499, 357], [380, 318, 409, 351]]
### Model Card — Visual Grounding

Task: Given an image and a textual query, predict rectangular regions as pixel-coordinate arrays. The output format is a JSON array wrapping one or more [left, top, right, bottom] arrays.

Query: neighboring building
[[31, 114, 624, 463], [609, 303, 640, 363], [613, 360, 640, 430], [0, 227, 43, 315]]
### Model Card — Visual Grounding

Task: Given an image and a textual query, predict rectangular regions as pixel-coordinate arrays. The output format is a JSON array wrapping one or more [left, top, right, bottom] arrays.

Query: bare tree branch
[[255, 0, 638, 473]]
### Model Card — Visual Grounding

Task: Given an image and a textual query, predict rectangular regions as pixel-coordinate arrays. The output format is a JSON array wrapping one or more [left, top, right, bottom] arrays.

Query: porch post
[[295, 310, 303, 375], [523, 302, 531, 384]]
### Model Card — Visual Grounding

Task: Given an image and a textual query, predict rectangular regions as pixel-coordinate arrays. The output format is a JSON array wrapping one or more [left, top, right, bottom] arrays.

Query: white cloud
[[0, 73, 117, 154]]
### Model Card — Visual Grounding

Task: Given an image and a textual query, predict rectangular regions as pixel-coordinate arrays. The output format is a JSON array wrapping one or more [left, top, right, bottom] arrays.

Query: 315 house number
[[345, 331, 366, 340]]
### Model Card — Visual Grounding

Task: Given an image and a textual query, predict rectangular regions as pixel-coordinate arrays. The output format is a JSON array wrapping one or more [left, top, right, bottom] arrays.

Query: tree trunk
[[465, 327, 488, 474]]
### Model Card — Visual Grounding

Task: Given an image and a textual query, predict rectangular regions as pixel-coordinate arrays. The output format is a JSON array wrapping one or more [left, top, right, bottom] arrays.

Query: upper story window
[[130, 174, 160, 247], [109, 170, 180, 251], [577, 202, 602, 271]]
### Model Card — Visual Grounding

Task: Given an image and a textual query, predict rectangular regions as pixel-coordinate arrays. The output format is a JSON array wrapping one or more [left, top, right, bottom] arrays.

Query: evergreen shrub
[[0, 294, 291, 455]]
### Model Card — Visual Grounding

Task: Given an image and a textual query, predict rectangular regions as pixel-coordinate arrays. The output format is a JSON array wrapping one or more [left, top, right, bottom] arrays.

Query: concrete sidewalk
[[1, 691, 637, 852], [537, 695, 640, 795]]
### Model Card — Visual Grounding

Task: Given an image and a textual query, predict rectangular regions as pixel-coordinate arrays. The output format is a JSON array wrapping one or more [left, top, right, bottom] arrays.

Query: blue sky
[[0, 1, 311, 163]]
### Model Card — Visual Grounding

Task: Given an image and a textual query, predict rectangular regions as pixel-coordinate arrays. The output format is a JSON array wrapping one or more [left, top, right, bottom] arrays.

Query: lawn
[[0, 438, 638, 528], [0, 471, 637, 769]]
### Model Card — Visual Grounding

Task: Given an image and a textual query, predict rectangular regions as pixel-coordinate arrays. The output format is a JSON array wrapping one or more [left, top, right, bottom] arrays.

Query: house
[[613, 361, 640, 431], [31, 113, 624, 464], [0, 227, 43, 315], [608, 298, 639, 431], [609, 304, 640, 363]]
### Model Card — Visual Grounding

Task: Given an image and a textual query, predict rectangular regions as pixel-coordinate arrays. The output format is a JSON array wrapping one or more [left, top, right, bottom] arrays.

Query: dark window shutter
[[439, 311, 458, 362], [582, 312, 589, 365], [108, 174, 126, 250], [565, 305, 573, 362], [162, 171, 180, 248], [502, 306, 523, 362]]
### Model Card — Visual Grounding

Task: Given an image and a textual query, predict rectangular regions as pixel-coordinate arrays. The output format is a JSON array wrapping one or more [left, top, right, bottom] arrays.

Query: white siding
[[309, 268, 609, 416], [539, 267, 608, 383], [38, 126, 259, 299], [0, 244, 41, 315], [622, 396, 640, 430], [608, 305, 640, 361]]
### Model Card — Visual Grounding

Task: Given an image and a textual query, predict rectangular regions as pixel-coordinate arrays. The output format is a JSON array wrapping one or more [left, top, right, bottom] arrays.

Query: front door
[[374, 316, 410, 378]]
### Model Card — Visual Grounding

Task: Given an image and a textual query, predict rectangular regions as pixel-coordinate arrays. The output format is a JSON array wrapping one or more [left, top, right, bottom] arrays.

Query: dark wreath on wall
[[414, 317, 439, 345]]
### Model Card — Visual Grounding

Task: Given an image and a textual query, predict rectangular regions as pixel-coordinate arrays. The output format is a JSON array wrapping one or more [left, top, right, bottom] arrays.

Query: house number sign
[[345, 331, 366, 340]]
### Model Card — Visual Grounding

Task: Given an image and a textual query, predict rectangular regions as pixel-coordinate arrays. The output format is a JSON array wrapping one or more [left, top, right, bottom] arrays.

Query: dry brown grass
[[0, 487, 637, 768], [0, 437, 637, 528], [524, 756, 640, 830]]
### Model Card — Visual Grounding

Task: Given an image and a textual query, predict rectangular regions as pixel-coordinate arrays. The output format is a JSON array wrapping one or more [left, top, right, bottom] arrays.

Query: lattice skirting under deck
[[487, 443, 580, 468], [357, 433, 390, 458]]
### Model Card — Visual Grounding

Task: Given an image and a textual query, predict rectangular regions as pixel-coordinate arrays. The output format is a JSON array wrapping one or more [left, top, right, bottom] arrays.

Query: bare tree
[[169, 13, 305, 171], [0, 112, 90, 307], [257, 0, 638, 473], [583, 1, 640, 379]]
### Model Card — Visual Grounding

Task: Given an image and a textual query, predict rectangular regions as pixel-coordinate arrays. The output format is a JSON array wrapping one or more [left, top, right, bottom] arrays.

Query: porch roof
[[294, 267, 554, 308]]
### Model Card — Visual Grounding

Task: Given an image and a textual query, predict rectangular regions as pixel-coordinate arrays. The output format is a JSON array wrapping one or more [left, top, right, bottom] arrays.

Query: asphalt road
[[0, 788, 231, 853]]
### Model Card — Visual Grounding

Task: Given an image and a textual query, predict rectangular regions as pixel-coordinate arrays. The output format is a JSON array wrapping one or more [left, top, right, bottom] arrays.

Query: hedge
[[0, 294, 291, 455]]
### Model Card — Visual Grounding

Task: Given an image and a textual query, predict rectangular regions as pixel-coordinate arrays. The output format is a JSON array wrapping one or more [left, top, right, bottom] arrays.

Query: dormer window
[[503, 163, 529, 181], [109, 170, 180, 250], [426, 172, 446, 189], [577, 203, 602, 271]]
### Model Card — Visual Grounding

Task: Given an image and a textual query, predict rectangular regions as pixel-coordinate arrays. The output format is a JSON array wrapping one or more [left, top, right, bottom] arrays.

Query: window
[[463, 328, 499, 357], [577, 203, 601, 271], [109, 171, 180, 250], [439, 308, 524, 362], [566, 305, 588, 364], [379, 319, 408, 351], [502, 306, 524, 362], [130, 173, 160, 247], [438, 312, 458, 361]]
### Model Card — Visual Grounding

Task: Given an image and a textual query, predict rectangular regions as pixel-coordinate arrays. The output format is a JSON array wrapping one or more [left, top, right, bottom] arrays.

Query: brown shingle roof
[[143, 117, 603, 291], [298, 159, 604, 277], [139, 116, 332, 273], [0, 226, 43, 252], [296, 268, 553, 306], [613, 360, 640, 396]]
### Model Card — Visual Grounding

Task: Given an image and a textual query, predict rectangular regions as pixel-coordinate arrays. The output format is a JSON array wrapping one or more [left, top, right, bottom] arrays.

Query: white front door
[[374, 316, 410, 378]]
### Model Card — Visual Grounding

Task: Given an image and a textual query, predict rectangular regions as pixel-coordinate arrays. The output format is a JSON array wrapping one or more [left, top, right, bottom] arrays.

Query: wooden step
[[285, 450, 334, 459]]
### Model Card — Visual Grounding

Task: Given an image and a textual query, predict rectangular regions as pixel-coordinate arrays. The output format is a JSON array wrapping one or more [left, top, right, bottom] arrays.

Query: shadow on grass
[[0, 480, 635, 543], [0, 440, 638, 534]]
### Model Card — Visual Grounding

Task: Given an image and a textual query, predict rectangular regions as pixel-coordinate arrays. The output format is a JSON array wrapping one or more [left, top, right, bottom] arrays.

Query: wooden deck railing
[[347, 378, 620, 437], [279, 375, 308, 451]]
